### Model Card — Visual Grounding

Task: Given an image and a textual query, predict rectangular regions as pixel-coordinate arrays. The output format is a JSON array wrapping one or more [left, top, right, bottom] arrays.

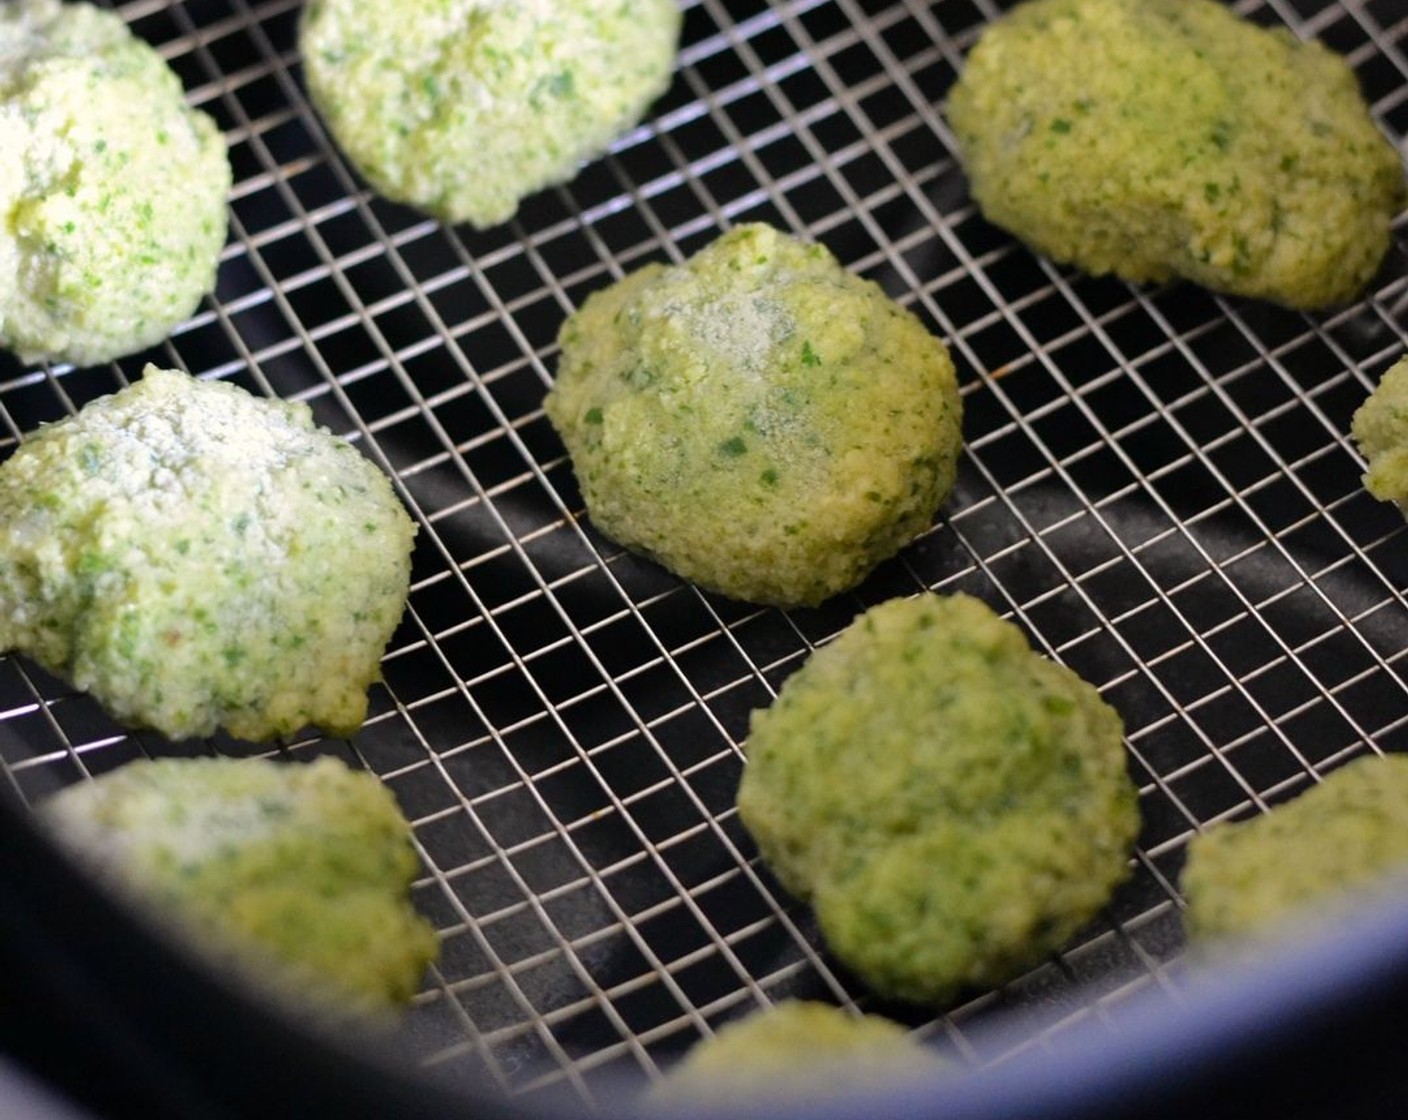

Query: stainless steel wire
[[2, 0, 1407, 1108]]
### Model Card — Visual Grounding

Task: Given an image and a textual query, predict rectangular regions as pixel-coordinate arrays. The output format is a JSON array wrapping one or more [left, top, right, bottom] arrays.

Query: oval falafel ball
[[0, 0, 230, 366], [1351, 356, 1408, 510], [0, 365, 416, 742], [647, 1001, 946, 1108], [299, 0, 680, 228], [1182, 754, 1408, 943], [543, 224, 964, 608], [737, 593, 1140, 1005], [43, 756, 438, 1014], [946, 0, 1405, 310]]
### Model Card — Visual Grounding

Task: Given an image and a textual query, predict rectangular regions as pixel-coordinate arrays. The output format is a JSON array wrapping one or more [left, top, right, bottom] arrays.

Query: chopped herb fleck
[[719, 436, 747, 457], [801, 340, 822, 367]]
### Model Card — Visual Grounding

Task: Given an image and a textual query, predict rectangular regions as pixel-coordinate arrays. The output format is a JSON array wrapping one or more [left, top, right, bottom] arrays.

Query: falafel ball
[[1351, 356, 1408, 510], [43, 756, 438, 1013], [299, 0, 680, 228], [737, 593, 1140, 1005], [0, 0, 230, 365], [0, 365, 416, 741], [1182, 754, 1408, 941], [543, 224, 963, 608], [946, 0, 1405, 309], [648, 1001, 946, 1108]]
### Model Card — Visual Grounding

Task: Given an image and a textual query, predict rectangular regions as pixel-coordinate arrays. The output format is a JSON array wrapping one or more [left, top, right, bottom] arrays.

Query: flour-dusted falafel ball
[[0, 0, 229, 365], [43, 756, 438, 1012], [946, 0, 1405, 309], [299, 0, 680, 228], [648, 1001, 946, 1108], [544, 224, 963, 607], [1351, 357, 1408, 509], [0, 365, 416, 741], [1182, 755, 1408, 942], [738, 593, 1139, 1005]]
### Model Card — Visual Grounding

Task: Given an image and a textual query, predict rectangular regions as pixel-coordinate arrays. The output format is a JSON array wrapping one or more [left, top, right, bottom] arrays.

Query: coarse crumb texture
[[42, 756, 438, 1013], [299, 0, 680, 228], [0, 365, 416, 741], [544, 224, 963, 607], [1182, 754, 1408, 942], [946, 0, 1405, 309], [737, 593, 1139, 1005], [0, 0, 230, 365], [647, 1001, 946, 1108], [1351, 357, 1408, 508]]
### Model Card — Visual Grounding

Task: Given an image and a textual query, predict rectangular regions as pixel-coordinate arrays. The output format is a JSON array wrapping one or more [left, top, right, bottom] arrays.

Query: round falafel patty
[[0, 0, 230, 365], [1182, 754, 1408, 942], [543, 224, 963, 608], [43, 756, 437, 1012], [946, 0, 1405, 309], [1351, 357, 1408, 511], [299, 0, 680, 228], [0, 365, 416, 742], [737, 593, 1140, 1005], [648, 1001, 945, 1107]]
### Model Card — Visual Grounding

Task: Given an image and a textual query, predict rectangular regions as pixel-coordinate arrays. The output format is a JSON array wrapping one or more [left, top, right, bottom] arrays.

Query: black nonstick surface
[[1, 0, 1407, 1115]]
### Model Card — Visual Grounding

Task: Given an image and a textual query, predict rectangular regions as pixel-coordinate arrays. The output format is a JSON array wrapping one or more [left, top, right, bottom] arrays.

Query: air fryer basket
[[2, 0, 1407, 1115]]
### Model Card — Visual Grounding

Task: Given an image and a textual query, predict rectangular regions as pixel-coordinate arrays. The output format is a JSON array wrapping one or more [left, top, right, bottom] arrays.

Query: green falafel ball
[[946, 0, 1405, 309], [42, 756, 438, 1013], [1182, 754, 1408, 942], [737, 593, 1139, 1005], [544, 224, 963, 608], [648, 1001, 946, 1108], [1351, 357, 1408, 508], [0, 365, 415, 742], [299, 0, 680, 228], [0, 0, 230, 365]]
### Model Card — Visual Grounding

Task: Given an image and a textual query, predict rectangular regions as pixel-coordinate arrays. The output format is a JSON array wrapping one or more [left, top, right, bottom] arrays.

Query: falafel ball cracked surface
[[544, 224, 963, 608], [1182, 754, 1408, 942], [946, 0, 1405, 309], [0, 0, 230, 365], [0, 365, 415, 741], [43, 756, 437, 1013], [1351, 356, 1408, 510], [299, 0, 680, 228], [737, 593, 1139, 1005]]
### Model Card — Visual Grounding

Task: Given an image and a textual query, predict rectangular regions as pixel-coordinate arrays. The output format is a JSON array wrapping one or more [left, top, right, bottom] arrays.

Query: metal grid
[[2, 0, 1408, 1107]]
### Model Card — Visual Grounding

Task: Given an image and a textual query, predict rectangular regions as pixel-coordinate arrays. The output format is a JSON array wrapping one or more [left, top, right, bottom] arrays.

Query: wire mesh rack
[[2, 0, 1407, 1110]]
